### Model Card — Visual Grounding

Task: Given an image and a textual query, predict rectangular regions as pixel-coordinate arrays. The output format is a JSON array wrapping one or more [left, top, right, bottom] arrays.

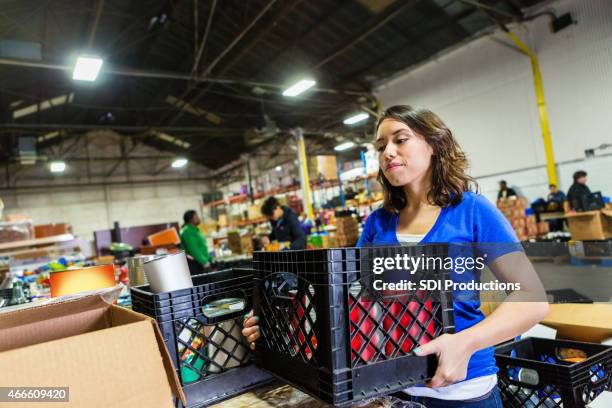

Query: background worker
[[260, 196, 306, 250], [567, 170, 591, 210], [180, 210, 211, 274], [497, 180, 517, 200]]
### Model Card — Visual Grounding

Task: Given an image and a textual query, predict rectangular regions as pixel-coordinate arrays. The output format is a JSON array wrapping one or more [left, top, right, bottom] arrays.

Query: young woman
[[243, 105, 548, 407]]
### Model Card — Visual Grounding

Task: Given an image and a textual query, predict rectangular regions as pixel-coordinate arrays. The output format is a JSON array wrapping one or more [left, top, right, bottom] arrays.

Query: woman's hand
[[414, 332, 475, 388], [242, 314, 261, 350]]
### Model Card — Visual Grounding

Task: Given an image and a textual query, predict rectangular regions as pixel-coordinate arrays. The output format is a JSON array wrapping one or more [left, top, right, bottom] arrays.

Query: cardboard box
[[0, 293, 186, 407], [34, 223, 72, 238], [566, 209, 612, 241], [247, 204, 261, 220], [309, 155, 338, 181], [541, 303, 612, 343], [227, 232, 253, 255]]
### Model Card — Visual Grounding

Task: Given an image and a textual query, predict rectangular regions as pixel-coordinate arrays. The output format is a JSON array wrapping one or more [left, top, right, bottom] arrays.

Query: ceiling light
[[72, 56, 103, 81], [171, 158, 188, 168], [334, 141, 356, 152], [282, 79, 316, 97], [275, 166, 282, 171], [343, 112, 369, 125], [50, 161, 66, 173]]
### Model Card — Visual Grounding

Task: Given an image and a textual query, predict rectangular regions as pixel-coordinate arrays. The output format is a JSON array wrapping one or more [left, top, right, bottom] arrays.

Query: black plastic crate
[[253, 246, 455, 406], [583, 240, 612, 258], [546, 289, 593, 304], [131, 269, 274, 407], [131, 269, 253, 323], [495, 337, 612, 408]]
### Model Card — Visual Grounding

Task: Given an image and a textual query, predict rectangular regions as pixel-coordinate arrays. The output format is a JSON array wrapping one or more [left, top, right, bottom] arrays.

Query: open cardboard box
[[565, 209, 612, 241], [541, 303, 612, 343], [0, 293, 186, 407]]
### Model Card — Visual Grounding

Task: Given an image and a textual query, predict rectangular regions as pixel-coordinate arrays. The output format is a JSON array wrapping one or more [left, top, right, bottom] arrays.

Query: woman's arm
[[415, 251, 549, 388]]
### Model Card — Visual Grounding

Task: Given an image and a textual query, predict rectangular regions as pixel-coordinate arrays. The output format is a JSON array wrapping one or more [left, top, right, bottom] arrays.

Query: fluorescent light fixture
[[334, 141, 355, 152], [165, 95, 222, 124], [155, 131, 191, 149], [72, 56, 103, 81], [171, 158, 188, 168], [343, 112, 369, 125], [282, 79, 316, 97], [38, 131, 61, 142], [50, 161, 66, 173], [13, 93, 74, 119]]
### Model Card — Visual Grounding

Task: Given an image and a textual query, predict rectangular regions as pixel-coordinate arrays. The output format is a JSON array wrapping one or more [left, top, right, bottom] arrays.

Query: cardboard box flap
[[0, 295, 113, 352], [602, 209, 612, 218], [108, 306, 186, 405], [542, 303, 612, 343], [149, 319, 187, 405], [0, 319, 176, 407], [565, 210, 600, 218]]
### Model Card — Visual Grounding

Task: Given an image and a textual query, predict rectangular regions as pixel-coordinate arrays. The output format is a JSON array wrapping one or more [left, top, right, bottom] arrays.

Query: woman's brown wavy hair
[[376, 105, 477, 212]]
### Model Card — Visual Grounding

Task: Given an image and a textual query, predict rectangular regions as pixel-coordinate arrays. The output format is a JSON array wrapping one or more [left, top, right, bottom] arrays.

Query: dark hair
[[375, 106, 476, 212], [261, 196, 279, 217], [499, 180, 507, 186], [183, 210, 197, 225], [573, 170, 587, 182], [549, 184, 557, 188]]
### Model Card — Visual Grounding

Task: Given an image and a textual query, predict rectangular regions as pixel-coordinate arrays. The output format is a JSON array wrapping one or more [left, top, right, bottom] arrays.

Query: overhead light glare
[[334, 142, 356, 152], [171, 158, 188, 168], [50, 161, 66, 173], [343, 112, 369, 125], [282, 79, 316, 97], [73, 56, 103, 81]]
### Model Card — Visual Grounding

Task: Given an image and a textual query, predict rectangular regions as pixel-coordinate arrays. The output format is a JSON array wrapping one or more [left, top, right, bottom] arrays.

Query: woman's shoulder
[[367, 206, 394, 222]]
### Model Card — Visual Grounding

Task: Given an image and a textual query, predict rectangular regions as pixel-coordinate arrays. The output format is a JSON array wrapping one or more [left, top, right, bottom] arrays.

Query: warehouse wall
[[375, 0, 612, 202], [3, 180, 210, 240]]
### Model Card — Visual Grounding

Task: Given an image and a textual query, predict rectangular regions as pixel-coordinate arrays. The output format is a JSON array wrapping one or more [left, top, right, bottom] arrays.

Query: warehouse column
[[503, 27, 558, 186], [291, 128, 315, 221]]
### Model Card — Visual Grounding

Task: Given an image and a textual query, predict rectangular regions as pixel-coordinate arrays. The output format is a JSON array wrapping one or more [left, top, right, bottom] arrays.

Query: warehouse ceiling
[[0, 0, 548, 171]]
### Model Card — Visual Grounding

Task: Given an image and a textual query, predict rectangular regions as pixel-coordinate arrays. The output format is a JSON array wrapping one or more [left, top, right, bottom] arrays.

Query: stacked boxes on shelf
[[497, 198, 549, 241], [334, 211, 359, 247], [309, 155, 338, 181], [287, 195, 304, 217], [227, 231, 253, 255]]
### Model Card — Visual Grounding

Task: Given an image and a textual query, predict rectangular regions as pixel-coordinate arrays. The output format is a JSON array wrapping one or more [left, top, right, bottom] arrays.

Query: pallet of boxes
[[497, 197, 549, 241], [334, 210, 359, 247]]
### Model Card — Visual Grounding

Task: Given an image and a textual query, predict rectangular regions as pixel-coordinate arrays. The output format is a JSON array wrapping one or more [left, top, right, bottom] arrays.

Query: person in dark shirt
[[260, 196, 306, 250], [567, 170, 591, 210], [497, 180, 518, 200], [547, 184, 566, 203]]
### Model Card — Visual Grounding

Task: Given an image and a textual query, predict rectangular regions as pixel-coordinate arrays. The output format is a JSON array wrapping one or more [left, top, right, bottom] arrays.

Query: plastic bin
[[253, 246, 455, 406], [495, 337, 612, 407], [131, 269, 274, 407]]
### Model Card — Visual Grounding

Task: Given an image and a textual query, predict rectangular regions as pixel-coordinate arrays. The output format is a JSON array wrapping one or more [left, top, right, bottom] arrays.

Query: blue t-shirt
[[356, 191, 519, 381]]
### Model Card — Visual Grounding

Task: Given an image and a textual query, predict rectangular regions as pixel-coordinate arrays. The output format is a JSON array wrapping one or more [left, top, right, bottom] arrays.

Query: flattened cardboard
[[542, 303, 612, 343], [0, 294, 186, 407]]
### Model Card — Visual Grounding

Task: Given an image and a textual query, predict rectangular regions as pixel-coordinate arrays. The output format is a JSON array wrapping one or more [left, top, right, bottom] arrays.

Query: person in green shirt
[[180, 210, 211, 273]]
